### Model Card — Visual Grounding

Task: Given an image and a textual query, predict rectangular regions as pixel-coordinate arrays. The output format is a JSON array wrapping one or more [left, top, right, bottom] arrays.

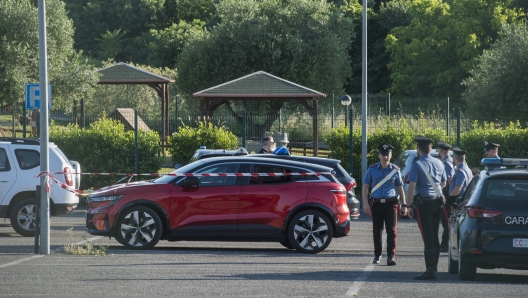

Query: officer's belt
[[371, 197, 398, 203], [418, 196, 439, 201]]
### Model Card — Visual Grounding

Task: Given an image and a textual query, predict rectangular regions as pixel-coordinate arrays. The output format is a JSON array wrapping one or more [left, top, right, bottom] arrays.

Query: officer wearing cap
[[437, 141, 454, 253], [407, 136, 447, 280], [472, 141, 500, 174], [449, 147, 473, 198], [362, 143, 407, 266]]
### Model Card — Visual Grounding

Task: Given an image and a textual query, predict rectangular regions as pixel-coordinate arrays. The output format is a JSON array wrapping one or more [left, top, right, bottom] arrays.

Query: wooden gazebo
[[193, 71, 326, 156], [97, 62, 175, 143]]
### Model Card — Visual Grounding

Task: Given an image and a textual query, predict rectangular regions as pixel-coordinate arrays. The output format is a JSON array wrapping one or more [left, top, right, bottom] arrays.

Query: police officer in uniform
[[449, 147, 473, 198], [472, 141, 500, 174], [407, 136, 447, 280], [362, 144, 407, 266], [437, 141, 454, 253]]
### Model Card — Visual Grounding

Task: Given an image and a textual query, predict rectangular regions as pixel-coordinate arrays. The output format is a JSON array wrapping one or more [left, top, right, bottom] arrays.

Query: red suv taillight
[[467, 207, 503, 218], [330, 189, 347, 206], [64, 167, 73, 187]]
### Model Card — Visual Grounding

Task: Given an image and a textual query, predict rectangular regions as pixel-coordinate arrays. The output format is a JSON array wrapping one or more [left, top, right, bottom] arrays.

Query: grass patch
[[63, 228, 113, 256]]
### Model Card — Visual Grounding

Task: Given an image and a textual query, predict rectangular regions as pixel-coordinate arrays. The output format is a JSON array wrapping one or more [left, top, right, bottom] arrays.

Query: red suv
[[86, 156, 350, 253]]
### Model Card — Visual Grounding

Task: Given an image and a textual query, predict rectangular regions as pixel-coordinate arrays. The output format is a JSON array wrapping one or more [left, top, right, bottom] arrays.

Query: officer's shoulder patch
[[391, 164, 400, 170], [369, 163, 377, 168]]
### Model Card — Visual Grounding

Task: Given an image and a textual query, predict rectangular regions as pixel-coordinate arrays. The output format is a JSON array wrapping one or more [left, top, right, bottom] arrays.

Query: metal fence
[[1, 95, 525, 152]]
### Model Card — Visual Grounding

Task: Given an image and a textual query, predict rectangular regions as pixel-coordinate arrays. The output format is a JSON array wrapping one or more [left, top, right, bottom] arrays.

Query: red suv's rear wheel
[[288, 210, 333, 254]]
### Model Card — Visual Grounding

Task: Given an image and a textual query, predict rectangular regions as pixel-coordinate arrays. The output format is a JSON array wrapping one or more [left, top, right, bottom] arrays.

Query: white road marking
[[346, 263, 376, 296], [0, 236, 102, 268]]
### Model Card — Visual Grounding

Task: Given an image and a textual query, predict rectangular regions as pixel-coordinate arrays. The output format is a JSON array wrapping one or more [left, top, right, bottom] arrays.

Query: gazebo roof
[[193, 71, 326, 98], [97, 62, 175, 84]]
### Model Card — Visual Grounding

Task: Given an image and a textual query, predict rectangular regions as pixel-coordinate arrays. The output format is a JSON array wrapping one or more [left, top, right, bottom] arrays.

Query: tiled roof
[[193, 71, 325, 98], [97, 62, 175, 84]]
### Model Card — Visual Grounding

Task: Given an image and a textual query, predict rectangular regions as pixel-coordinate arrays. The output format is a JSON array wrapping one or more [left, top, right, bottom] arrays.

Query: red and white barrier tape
[[42, 171, 332, 177], [35, 172, 83, 196], [35, 171, 333, 197]]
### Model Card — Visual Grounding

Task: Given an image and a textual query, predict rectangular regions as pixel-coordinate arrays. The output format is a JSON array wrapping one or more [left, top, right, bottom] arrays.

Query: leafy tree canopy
[[385, 0, 523, 102], [177, 0, 354, 116], [462, 24, 528, 120], [0, 0, 98, 112]]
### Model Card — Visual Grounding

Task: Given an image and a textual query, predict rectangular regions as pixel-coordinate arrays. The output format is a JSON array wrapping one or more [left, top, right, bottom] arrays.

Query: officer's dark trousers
[[415, 199, 443, 272], [371, 201, 398, 258]]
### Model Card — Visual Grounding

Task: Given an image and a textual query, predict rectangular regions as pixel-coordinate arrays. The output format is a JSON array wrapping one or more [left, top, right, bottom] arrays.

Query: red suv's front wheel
[[115, 206, 163, 249]]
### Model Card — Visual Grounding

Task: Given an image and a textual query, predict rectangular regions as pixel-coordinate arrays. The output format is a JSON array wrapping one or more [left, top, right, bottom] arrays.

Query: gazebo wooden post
[[164, 83, 169, 146], [313, 98, 318, 157], [161, 84, 166, 146]]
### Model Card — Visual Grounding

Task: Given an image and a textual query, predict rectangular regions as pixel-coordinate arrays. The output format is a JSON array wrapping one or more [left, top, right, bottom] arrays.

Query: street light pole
[[341, 95, 351, 127], [38, 0, 50, 254], [341, 95, 353, 174], [361, 0, 368, 180]]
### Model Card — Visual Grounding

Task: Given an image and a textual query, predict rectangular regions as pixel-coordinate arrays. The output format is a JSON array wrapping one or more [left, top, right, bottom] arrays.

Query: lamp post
[[341, 95, 351, 127], [341, 95, 353, 174]]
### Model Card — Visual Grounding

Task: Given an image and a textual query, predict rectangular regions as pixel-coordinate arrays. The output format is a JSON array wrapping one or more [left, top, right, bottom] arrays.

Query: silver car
[[393, 149, 452, 195]]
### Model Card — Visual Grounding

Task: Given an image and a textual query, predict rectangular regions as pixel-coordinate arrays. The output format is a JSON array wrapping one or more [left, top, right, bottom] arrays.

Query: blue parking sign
[[25, 83, 52, 110]]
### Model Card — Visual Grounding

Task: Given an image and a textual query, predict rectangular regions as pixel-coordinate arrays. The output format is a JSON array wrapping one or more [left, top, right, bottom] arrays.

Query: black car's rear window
[[483, 178, 528, 204]]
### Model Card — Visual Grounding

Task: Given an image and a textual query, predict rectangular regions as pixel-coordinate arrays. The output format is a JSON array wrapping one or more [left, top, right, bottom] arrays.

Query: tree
[[343, 0, 414, 95], [385, 0, 523, 103], [62, 0, 164, 61], [146, 20, 206, 68], [462, 24, 528, 120], [176, 0, 354, 132], [0, 0, 98, 112]]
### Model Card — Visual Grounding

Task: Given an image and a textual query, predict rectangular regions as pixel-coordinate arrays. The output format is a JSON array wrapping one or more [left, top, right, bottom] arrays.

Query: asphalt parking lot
[[0, 208, 526, 297]]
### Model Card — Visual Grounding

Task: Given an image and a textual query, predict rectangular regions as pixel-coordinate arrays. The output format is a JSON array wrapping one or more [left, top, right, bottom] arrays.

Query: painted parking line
[[0, 236, 102, 268], [346, 263, 376, 296]]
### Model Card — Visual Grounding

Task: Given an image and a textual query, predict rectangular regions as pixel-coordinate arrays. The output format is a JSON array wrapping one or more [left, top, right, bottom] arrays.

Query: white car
[[0, 138, 81, 236]]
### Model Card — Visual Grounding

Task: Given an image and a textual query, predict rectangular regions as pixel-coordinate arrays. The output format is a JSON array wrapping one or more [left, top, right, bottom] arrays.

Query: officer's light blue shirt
[[449, 163, 473, 195], [408, 154, 447, 197], [362, 162, 403, 198], [442, 155, 454, 183]]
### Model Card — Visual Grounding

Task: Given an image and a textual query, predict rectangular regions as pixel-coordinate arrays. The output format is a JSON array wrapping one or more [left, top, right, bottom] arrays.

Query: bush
[[461, 121, 528, 169], [50, 116, 162, 189], [326, 118, 528, 184], [325, 118, 453, 180], [167, 122, 240, 164]]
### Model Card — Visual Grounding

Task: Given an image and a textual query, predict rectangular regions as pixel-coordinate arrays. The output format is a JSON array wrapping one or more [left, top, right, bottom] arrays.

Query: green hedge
[[325, 119, 528, 181], [461, 121, 528, 168], [167, 122, 240, 164], [50, 116, 162, 190]]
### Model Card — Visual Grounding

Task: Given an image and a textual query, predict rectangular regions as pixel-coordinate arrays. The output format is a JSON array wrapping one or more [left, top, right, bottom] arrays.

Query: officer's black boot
[[413, 250, 437, 280]]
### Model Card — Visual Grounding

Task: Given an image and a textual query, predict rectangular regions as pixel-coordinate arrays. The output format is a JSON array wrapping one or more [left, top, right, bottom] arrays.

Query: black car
[[189, 147, 360, 220], [448, 158, 528, 280], [188, 147, 239, 164], [246, 153, 360, 220]]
